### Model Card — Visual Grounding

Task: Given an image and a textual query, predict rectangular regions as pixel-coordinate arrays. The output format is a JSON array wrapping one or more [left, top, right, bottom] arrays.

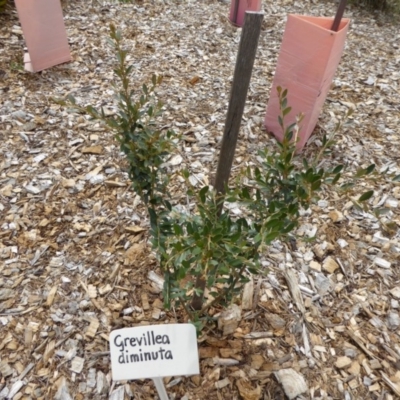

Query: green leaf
[[331, 172, 341, 185], [66, 94, 77, 105], [285, 130, 293, 141], [248, 266, 259, 275], [173, 224, 182, 235], [358, 190, 374, 202], [85, 105, 100, 118], [241, 187, 251, 199], [366, 164, 375, 175], [332, 165, 344, 174], [288, 203, 298, 215], [164, 200, 172, 211], [199, 186, 209, 203], [393, 174, 400, 182], [176, 267, 187, 281], [254, 233, 262, 244], [265, 219, 282, 229], [355, 165, 374, 178], [340, 182, 354, 191], [311, 180, 322, 191], [285, 153, 292, 163], [282, 221, 296, 234], [282, 106, 292, 117], [264, 231, 279, 243]]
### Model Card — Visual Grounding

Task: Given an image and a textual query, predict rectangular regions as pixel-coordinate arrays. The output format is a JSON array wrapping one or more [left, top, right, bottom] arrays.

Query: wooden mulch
[[0, 0, 400, 399]]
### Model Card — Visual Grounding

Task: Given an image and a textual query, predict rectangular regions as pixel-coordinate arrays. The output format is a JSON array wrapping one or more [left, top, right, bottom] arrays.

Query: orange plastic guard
[[264, 15, 350, 150], [229, 0, 262, 27], [15, 0, 71, 72]]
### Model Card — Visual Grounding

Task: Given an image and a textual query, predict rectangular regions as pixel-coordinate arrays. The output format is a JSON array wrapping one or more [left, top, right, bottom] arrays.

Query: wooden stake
[[191, 12, 263, 312], [233, 0, 240, 24], [331, 0, 347, 32], [214, 11, 263, 198]]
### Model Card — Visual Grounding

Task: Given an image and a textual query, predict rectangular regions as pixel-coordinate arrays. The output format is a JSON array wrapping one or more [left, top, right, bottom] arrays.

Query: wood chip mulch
[[0, 0, 400, 399]]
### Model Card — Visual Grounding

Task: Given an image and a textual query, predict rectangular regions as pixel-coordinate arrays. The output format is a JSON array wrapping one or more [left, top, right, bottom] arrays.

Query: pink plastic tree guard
[[229, 0, 262, 27], [264, 15, 350, 150], [15, 0, 71, 72]]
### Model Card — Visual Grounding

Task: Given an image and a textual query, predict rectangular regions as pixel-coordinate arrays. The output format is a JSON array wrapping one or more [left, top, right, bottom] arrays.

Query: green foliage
[[57, 24, 177, 206], [56, 26, 384, 333], [151, 180, 259, 321], [149, 87, 377, 326], [234, 87, 375, 247]]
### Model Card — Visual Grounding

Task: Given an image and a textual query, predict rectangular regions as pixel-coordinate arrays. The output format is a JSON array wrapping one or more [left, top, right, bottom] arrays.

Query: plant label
[[109, 324, 199, 381]]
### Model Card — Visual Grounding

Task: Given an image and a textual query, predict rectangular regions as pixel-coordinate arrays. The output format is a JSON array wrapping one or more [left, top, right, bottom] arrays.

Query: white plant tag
[[109, 324, 199, 381]]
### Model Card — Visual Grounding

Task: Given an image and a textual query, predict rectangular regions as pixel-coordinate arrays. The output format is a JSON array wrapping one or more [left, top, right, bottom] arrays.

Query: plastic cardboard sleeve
[[264, 15, 350, 150], [15, 0, 71, 72], [229, 0, 262, 27]]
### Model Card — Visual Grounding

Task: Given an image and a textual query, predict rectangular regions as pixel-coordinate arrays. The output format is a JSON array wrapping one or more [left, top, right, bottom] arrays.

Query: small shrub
[[150, 87, 377, 328], [59, 25, 177, 207], [57, 25, 388, 333], [151, 179, 259, 318], [235, 87, 376, 249]]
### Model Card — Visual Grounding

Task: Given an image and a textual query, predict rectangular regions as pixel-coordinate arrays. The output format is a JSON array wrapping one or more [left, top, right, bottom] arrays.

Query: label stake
[[153, 377, 169, 400]]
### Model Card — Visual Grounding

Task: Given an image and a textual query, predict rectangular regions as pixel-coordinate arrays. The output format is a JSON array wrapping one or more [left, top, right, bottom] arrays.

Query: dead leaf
[[81, 145, 103, 154], [46, 285, 58, 306], [125, 225, 146, 234], [189, 76, 200, 85], [124, 243, 146, 264], [236, 379, 261, 400]]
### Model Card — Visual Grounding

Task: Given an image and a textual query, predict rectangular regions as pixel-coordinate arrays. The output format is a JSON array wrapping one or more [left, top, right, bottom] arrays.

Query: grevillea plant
[[234, 87, 376, 249], [58, 24, 177, 208], [150, 178, 259, 322], [151, 87, 377, 328], [57, 26, 383, 332]]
